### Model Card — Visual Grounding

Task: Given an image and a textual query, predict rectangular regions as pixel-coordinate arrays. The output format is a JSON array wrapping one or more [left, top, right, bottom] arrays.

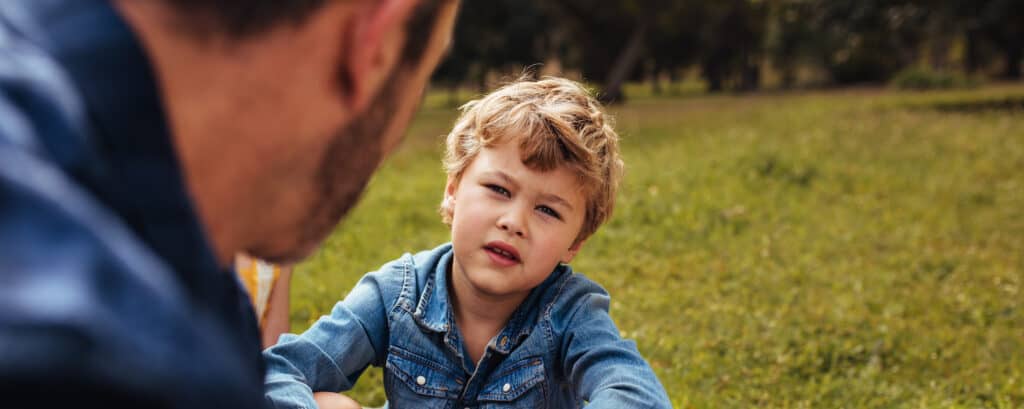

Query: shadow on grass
[[923, 96, 1024, 113]]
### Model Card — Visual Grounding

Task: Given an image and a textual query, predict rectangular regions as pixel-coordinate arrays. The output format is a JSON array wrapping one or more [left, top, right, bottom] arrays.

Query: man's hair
[[164, 0, 445, 63], [440, 77, 624, 244]]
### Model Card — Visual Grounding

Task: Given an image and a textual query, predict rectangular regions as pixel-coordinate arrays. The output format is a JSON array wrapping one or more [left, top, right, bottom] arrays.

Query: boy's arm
[[560, 282, 672, 409], [263, 270, 394, 409], [260, 265, 292, 348]]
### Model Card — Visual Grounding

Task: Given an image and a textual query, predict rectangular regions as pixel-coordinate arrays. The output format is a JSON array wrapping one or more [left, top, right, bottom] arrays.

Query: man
[[0, 0, 458, 407]]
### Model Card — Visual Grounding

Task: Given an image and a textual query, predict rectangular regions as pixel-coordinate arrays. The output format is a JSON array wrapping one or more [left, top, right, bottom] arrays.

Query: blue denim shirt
[[0, 1, 266, 407], [264, 243, 670, 408]]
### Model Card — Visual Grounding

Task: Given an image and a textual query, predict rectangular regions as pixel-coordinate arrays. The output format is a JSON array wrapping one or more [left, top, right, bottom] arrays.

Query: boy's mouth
[[484, 241, 520, 264]]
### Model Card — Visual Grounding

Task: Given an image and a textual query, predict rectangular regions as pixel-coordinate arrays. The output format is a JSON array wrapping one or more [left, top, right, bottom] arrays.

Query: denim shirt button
[[416, 375, 426, 386], [502, 382, 511, 392]]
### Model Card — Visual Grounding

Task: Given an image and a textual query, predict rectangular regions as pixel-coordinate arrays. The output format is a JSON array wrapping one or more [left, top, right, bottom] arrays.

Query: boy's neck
[[450, 283, 521, 328], [447, 261, 528, 362]]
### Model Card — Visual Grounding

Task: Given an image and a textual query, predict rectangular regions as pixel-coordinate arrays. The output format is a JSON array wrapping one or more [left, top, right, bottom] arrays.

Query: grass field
[[288, 83, 1024, 408]]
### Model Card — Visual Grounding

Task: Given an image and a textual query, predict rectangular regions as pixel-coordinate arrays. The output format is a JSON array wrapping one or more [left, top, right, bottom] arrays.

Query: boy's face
[[446, 142, 587, 302]]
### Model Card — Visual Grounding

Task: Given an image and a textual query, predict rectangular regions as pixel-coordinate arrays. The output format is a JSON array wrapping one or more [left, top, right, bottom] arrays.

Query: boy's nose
[[497, 210, 526, 238]]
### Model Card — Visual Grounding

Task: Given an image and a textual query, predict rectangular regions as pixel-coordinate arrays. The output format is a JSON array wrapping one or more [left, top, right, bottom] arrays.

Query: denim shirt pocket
[[477, 356, 546, 408], [384, 345, 463, 405]]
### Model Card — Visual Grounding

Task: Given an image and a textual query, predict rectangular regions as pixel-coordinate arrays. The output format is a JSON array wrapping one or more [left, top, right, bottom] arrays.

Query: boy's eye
[[536, 205, 562, 220], [486, 184, 510, 197]]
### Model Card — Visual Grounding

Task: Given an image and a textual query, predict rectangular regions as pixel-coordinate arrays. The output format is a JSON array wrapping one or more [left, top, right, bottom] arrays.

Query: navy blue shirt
[[0, 1, 267, 407]]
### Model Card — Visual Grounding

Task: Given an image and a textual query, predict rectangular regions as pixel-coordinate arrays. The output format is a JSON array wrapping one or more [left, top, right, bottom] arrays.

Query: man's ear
[[561, 238, 587, 264], [340, 0, 416, 113]]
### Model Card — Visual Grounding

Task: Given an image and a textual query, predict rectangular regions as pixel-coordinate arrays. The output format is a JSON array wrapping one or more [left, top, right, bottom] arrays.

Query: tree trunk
[[779, 62, 796, 89], [704, 60, 724, 92], [740, 64, 760, 91], [650, 62, 662, 96], [965, 28, 981, 74], [929, 15, 950, 70], [600, 22, 648, 104], [476, 73, 487, 93], [668, 69, 680, 95], [739, 53, 760, 91], [447, 83, 459, 107], [1005, 46, 1022, 80]]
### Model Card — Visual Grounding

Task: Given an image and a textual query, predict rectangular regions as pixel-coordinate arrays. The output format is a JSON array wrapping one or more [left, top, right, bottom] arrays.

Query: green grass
[[289, 83, 1024, 408]]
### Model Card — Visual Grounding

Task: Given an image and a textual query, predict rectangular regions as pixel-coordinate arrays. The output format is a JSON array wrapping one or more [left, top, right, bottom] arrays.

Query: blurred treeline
[[431, 0, 1024, 101]]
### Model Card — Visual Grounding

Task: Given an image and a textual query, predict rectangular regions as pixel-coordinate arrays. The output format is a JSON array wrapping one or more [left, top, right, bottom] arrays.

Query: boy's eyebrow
[[485, 171, 520, 190], [539, 192, 575, 211], [484, 170, 575, 211]]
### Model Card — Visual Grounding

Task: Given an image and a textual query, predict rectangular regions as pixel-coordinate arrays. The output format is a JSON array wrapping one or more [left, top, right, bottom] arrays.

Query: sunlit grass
[[290, 83, 1024, 408]]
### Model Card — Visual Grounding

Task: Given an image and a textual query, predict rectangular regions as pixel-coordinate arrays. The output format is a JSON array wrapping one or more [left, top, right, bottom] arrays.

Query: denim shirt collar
[[412, 249, 454, 333], [412, 245, 570, 355]]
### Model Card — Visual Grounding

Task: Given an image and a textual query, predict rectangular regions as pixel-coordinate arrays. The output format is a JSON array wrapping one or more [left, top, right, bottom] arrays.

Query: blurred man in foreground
[[0, 0, 458, 407]]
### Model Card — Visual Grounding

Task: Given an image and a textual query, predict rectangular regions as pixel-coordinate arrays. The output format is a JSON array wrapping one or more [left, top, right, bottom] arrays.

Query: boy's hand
[[312, 392, 362, 409]]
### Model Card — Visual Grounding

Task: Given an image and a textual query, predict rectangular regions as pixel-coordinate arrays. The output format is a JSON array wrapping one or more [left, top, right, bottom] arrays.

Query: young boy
[[263, 77, 671, 408]]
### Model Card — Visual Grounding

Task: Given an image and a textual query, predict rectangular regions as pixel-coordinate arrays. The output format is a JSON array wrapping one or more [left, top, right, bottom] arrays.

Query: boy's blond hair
[[440, 77, 623, 244]]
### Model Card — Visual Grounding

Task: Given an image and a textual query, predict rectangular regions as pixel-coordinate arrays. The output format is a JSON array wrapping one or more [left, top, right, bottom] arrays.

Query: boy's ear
[[561, 238, 587, 264], [444, 175, 458, 200], [443, 175, 458, 211], [339, 0, 415, 113]]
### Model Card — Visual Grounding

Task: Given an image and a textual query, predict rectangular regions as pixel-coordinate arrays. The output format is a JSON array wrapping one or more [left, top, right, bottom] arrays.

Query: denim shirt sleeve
[[558, 276, 672, 408], [263, 259, 404, 409]]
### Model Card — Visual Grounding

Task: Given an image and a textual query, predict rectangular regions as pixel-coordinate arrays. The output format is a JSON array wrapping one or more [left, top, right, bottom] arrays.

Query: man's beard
[[288, 70, 407, 260]]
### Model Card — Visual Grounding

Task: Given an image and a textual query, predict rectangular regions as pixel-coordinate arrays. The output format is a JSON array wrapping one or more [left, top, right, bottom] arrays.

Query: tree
[[974, 0, 1024, 79], [540, 0, 652, 102], [431, 0, 550, 96], [693, 0, 766, 92]]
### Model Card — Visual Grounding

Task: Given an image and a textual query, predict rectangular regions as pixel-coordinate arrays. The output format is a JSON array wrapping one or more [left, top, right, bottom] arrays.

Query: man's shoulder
[[0, 94, 266, 409], [0, 0, 192, 324], [0, 9, 92, 154], [0, 129, 183, 300], [0, 4, 269, 407], [0, 152, 267, 408]]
